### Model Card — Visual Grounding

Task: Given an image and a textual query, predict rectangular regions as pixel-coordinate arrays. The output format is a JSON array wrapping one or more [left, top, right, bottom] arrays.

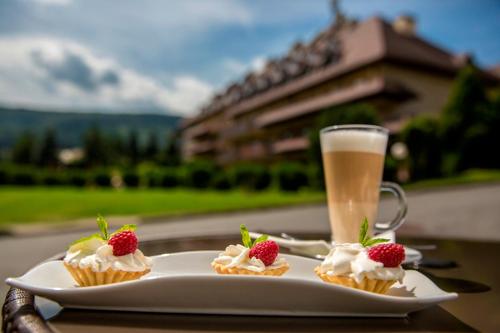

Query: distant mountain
[[0, 106, 182, 149]]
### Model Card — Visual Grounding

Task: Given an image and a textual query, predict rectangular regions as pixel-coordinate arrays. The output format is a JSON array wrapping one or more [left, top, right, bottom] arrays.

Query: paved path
[[1, 183, 500, 300]]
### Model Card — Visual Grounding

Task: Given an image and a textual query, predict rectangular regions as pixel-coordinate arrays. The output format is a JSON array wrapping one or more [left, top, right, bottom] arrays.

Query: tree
[[144, 132, 159, 161], [308, 103, 381, 188], [440, 65, 496, 171], [84, 125, 106, 167], [162, 132, 181, 167], [127, 130, 140, 166], [37, 128, 58, 167], [401, 115, 442, 180], [12, 131, 35, 165]]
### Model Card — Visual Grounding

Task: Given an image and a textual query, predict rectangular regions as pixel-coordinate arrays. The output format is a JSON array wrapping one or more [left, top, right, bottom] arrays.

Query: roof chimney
[[393, 15, 416, 36]]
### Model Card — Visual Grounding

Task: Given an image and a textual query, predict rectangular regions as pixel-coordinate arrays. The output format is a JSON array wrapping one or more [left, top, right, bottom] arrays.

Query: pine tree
[[37, 128, 58, 167], [84, 125, 106, 167], [162, 132, 181, 166], [12, 131, 35, 165], [128, 130, 139, 166], [144, 132, 159, 161]]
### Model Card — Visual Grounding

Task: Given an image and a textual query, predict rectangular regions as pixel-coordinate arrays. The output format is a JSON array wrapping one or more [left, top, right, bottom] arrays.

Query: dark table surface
[[3, 233, 499, 332]]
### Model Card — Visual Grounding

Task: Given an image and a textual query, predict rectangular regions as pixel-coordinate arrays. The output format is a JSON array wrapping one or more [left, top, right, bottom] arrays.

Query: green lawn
[[1, 169, 499, 227], [0, 187, 325, 226]]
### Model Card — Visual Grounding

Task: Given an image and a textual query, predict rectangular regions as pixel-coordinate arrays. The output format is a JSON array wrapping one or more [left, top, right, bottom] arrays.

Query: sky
[[0, 0, 498, 116]]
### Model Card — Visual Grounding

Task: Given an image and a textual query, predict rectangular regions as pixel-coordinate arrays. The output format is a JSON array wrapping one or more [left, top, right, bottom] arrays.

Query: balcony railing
[[271, 136, 309, 154]]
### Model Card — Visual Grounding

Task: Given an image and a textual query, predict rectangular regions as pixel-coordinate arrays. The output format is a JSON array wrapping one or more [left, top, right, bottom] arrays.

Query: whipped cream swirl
[[212, 244, 287, 272], [64, 239, 152, 272], [319, 243, 404, 283]]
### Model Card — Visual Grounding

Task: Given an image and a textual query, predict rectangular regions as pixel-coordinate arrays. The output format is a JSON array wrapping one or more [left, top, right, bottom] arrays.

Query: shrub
[[40, 171, 66, 186], [184, 160, 216, 189], [122, 170, 140, 187], [274, 163, 308, 192], [212, 172, 232, 191], [143, 169, 162, 187], [11, 170, 37, 186], [93, 170, 111, 187], [68, 172, 87, 187], [160, 168, 180, 188], [0, 167, 7, 185], [231, 164, 271, 191]]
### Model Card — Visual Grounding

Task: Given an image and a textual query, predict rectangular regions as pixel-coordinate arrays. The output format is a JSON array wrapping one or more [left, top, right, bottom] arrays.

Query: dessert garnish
[[315, 218, 405, 294], [64, 215, 152, 287], [211, 224, 289, 276]]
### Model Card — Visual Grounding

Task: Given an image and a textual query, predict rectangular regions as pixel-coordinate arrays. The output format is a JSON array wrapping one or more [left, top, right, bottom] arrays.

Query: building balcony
[[254, 77, 415, 128], [188, 123, 220, 140], [189, 141, 217, 155], [238, 142, 268, 160], [271, 137, 310, 154]]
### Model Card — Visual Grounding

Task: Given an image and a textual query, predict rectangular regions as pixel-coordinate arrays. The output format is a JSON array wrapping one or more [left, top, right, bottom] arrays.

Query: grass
[[404, 169, 500, 191], [0, 187, 325, 225], [1, 169, 499, 227]]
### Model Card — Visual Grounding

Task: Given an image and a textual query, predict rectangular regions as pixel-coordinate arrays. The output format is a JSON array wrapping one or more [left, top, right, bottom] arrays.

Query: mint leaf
[[358, 217, 389, 247], [97, 214, 109, 240], [364, 238, 390, 247], [359, 217, 369, 245], [240, 224, 252, 248], [110, 224, 137, 237], [252, 234, 268, 247], [70, 233, 102, 246]]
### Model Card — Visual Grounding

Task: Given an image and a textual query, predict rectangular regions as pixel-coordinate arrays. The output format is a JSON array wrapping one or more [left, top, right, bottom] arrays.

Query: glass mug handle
[[374, 181, 408, 232]]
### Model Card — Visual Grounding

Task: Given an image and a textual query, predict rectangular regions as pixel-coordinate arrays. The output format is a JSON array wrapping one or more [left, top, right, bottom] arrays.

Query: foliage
[[161, 133, 181, 167], [230, 163, 271, 191], [144, 132, 159, 161], [401, 115, 442, 180], [212, 172, 233, 191], [67, 171, 87, 187], [274, 162, 309, 192], [160, 168, 180, 188], [37, 128, 58, 168], [122, 170, 140, 187], [440, 65, 498, 171], [183, 160, 216, 189], [92, 169, 112, 187], [12, 132, 35, 165], [127, 130, 140, 166], [40, 170, 66, 186], [84, 126, 107, 167]]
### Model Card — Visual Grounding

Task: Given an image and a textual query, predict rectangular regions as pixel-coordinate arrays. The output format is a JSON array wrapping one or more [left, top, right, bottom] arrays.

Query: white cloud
[[0, 37, 213, 116], [28, 0, 72, 6], [221, 55, 267, 79]]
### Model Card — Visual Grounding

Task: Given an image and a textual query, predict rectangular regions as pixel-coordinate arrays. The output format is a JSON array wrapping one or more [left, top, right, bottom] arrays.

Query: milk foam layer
[[320, 129, 387, 154]]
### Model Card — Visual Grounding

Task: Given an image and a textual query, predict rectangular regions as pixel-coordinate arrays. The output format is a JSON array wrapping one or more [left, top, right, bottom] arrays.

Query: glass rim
[[320, 124, 388, 135]]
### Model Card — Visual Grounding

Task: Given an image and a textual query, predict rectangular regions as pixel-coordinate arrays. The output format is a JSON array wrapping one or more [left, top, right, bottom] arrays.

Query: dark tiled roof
[[183, 16, 463, 128]]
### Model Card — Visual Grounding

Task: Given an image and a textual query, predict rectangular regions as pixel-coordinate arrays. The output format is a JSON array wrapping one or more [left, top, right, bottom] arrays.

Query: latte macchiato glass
[[320, 125, 407, 243]]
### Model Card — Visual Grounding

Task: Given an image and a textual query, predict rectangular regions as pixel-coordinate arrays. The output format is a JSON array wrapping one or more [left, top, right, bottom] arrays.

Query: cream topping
[[64, 243, 152, 273], [319, 243, 404, 283], [212, 244, 287, 272]]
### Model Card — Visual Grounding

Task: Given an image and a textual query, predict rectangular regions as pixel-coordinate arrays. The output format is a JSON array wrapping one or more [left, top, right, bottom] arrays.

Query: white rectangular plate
[[6, 251, 457, 317]]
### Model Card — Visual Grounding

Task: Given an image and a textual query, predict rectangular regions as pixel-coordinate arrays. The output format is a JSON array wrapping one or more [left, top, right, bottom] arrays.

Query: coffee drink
[[321, 127, 388, 243]]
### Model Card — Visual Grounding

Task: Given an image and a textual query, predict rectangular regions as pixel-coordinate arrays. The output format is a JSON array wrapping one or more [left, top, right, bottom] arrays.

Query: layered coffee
[[321, 129, 387, 243]]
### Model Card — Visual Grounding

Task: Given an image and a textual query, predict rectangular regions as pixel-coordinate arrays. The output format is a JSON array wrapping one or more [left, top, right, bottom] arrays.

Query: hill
[[0, 106, 182, 148]]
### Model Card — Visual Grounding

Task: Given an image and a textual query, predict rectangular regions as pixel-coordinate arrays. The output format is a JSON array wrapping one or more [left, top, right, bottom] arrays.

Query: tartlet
[[211, 225, 289, 276], [63, 215, 152, 287], [315, 219, 405, 294]]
